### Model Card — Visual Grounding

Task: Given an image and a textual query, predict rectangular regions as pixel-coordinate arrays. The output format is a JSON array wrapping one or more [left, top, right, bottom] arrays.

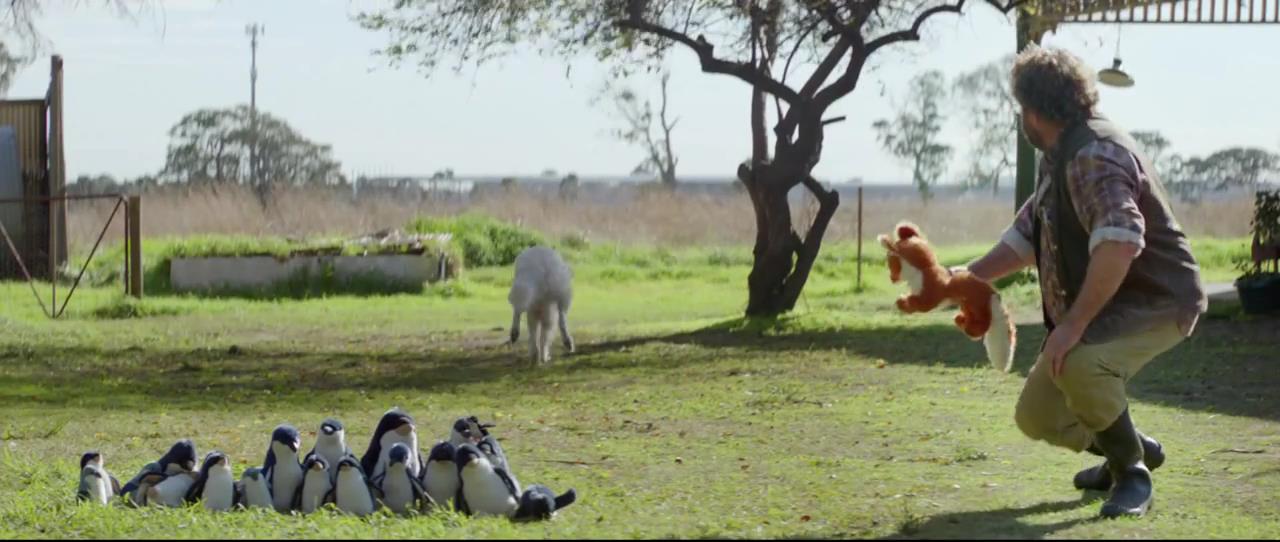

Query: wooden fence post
[[127, 195, 142, 298], [856, 186, 863, 291]]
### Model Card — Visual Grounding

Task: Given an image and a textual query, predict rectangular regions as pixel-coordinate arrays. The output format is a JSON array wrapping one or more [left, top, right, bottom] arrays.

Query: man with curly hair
[[964, 45, 1207, 519]]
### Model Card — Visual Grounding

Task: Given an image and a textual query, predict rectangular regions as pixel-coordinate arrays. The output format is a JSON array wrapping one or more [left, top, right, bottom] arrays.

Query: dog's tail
[[983, 293, 1016, 373]]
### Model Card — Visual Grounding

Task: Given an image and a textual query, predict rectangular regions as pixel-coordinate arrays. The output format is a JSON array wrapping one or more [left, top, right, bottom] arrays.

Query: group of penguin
[[75, 408, 577, 522]]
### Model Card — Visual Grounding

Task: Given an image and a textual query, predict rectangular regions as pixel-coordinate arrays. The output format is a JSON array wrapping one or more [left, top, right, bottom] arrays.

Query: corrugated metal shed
[[0, 100, 47, 177], [0, 57, 60, 279]]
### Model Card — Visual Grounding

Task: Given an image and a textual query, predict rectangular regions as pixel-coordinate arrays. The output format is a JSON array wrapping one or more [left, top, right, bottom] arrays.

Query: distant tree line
[[876, 57, 1280, 203]]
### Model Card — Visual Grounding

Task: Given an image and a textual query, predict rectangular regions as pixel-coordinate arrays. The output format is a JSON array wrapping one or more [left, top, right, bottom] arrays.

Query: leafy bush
[[407, 214, 544, 267]]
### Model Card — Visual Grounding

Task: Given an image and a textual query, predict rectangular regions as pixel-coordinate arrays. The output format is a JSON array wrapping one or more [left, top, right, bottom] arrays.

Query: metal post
[[49, 55, 67, 303], [856, 185, 863, 291], [127, 195, 142, 298], [1014, 11, 1043, 212], [246, 23, 263, 189]]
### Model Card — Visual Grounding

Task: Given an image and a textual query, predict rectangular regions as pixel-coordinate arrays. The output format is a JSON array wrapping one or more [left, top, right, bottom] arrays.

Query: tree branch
[[615, 19, 800, 104], [864, 0, 1029, 56], [865, 1, 968, 56]]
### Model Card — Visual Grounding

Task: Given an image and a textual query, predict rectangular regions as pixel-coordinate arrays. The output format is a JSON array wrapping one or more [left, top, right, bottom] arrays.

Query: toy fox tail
[[983, 293, 1016, 373]]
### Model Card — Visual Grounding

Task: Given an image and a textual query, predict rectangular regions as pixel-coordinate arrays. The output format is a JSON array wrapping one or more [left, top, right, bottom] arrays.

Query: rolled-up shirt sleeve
[[1067, 142, 1147, 256], [1000, 196, 1036, 266]]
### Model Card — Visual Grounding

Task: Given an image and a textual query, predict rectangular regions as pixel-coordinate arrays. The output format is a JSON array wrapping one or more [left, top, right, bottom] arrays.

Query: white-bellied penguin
[[76, 452, 120, 505], [421, 441, 459, 510], [308, 418, 351, 484], [361, 407, 420, 482], [377, 442, 435, 515], [237, 467, 272, 510], [329, 454, 380, 517], [263, 424, 303, 513], [454, 443, 520, 518], [185, 451, 236, 511], [450, 416, 510, 473], [293, 452, 333, 514]]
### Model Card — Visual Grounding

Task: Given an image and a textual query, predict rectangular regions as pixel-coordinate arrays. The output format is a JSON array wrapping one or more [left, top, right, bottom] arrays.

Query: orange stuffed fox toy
[[879, 221, 1016, 373]]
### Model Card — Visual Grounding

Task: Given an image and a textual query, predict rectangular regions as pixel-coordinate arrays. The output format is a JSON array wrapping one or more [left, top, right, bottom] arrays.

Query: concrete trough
[[170, 253, 447, 295]]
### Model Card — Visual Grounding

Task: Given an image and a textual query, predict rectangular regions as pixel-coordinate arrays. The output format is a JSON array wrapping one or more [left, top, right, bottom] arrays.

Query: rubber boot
[[1073, 432, 1165, 491], [1093, 408, 1154, 519]]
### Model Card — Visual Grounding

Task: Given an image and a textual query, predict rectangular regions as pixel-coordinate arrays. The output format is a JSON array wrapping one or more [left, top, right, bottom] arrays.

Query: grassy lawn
[[0, 237, 1276, 538]]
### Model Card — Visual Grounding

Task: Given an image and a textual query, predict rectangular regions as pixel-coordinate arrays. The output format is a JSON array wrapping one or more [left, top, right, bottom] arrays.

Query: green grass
[[0, 236, 1275, 538]]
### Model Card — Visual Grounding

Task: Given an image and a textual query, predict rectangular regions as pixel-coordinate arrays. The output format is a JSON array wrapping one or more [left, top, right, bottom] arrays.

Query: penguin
[[361, 408, 420, 482], [122, 467, 166, 507], [450, 416, 510, 473], [237, 467, 273, 510], [293, 453, 333, 514], [377, 443, 435, 515], [477, 434, 512, 475], [185, 451, 236, 511], [308, 418, 351, 484], [76, 452, 119, 505], [262, 424, 304, 513], [512, 485, 578, 522], [421, 441, 460, 510], [330, 455, 380, 517], [454, 443, 520, 518], [147, 470, 199, 507], [120, 439, 197, 506], [448, 416, 493, 447]]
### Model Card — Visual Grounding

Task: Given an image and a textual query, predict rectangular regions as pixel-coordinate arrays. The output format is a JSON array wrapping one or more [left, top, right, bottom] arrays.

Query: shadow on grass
[[878, 497, 1098, 540], [577, 312, 1280, 423], [1, 308, 1275, 424]]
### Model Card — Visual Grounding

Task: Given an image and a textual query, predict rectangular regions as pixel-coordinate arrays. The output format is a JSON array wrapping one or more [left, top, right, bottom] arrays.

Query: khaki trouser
[[1014, 319, 1186, 452]]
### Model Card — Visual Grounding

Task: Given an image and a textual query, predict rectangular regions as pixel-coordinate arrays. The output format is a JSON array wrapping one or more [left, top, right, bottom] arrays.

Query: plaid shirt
[[1001, 139, 1148, 327]]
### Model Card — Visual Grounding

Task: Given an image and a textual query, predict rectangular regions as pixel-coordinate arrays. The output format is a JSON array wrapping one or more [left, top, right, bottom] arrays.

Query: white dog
[[508, 246, 575, 364]]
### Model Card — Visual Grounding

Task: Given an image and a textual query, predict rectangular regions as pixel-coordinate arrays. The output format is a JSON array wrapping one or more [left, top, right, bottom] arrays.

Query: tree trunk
[[742, 160, 839, 317], [738, 0, 839, 317]]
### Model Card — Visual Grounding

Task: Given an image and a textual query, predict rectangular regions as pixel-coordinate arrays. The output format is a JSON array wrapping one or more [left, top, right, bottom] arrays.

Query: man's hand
[[1043, 240, 1141, 377], [1042, 318, 1086, 378]]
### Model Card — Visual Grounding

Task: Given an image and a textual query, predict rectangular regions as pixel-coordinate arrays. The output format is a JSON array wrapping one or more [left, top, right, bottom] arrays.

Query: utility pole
[[246, 23, 263, 191]]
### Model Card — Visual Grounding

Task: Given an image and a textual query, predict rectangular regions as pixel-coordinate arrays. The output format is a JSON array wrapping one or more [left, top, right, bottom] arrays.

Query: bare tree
[[603, 71, 680, 187], [953, 55, 1015, 196], [358, 0, 1030, 317], [873, 70, 952, 202]]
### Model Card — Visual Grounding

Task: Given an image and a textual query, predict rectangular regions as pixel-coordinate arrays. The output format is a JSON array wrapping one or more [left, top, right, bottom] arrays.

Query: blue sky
[[6, 0, 1280, 184]]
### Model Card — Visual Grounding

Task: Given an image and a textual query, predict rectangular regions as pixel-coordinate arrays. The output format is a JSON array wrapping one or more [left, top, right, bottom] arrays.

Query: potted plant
[[1235, 189, 1280, 315]]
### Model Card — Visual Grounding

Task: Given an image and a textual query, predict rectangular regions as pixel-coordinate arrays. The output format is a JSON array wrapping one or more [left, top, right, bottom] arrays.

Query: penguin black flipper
[[291, 476, 305, 512], [409, 472, 437, 512], [454, 486, 470, 516], [495, 467, 520, 500], [368, 476, 384, 512], [184, 471, 208, 504], [323, 487, 336, 509], [109, 474, 122, 496], [233, 480, 245, 509]]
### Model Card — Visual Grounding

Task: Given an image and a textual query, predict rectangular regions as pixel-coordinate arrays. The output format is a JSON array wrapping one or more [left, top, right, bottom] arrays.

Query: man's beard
[[1022, 126, 1047, 152]]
